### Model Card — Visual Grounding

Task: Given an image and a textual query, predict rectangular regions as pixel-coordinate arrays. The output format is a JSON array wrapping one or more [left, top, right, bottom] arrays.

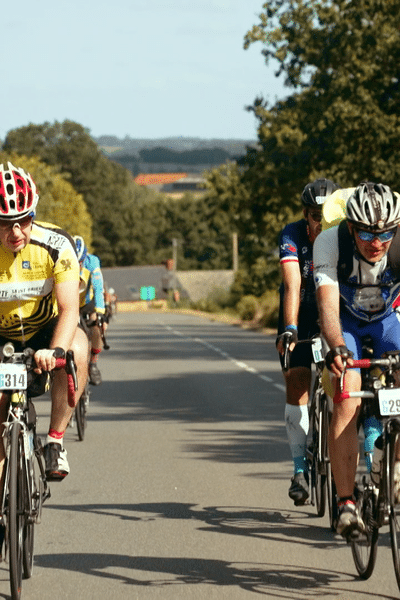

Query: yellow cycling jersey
[[0, 221, 79, 342]]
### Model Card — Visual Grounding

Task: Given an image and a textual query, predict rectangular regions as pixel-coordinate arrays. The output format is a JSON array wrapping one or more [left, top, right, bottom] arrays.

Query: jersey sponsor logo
[[302, 246, 308, 254], [0, 279, 53, 301], [44, 232, 68, 251], [22, 261, 31, 270], [60, 259, 73, 271], [281, 242, 297, 253]]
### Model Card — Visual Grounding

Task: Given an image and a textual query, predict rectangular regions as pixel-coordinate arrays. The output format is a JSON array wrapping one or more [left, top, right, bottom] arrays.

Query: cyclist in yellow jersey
[[0, 162, 88, 484]]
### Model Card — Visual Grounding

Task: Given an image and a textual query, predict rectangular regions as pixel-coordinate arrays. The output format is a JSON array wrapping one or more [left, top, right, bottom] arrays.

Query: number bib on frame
[[378, 388, 400, 416], [0, 364, 27, 390]]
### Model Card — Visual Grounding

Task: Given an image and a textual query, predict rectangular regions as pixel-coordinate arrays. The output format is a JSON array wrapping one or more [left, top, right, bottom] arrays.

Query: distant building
[[134, 172, 206, 197]]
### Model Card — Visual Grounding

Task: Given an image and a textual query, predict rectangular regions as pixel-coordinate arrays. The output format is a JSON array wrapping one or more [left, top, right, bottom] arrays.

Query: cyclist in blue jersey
[[314, 182, 400, 537], [276, 178, 341, 505], [73, 236, 107, 386]]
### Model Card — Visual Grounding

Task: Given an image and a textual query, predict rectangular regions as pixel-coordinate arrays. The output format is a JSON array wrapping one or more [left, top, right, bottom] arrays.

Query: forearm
[[50, 308, 79, 351]]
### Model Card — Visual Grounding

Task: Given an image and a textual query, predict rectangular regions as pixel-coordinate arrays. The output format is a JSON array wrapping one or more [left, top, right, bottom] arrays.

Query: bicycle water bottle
[[371, 435, 384, 486]]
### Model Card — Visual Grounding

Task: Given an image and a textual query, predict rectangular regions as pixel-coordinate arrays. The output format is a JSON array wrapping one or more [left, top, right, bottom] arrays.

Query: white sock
[[284, 404, 309, 473]]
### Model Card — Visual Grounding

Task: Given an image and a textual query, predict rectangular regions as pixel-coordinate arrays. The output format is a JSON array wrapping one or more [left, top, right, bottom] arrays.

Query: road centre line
[[162, 324, 284, 390]]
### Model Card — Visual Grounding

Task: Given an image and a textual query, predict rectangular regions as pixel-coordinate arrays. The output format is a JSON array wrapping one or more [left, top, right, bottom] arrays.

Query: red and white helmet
[[0, 162, 39, 219]]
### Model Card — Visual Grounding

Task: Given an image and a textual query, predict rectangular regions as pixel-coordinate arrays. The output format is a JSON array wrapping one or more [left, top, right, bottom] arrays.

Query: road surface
[[0, 311, 399, 599]]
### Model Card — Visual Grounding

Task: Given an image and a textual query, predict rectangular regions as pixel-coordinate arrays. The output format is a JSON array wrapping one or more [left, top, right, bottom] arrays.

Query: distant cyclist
[[0, 162, 88, 482], [276, 178, 341, 505], [314, 182, 400, 537], [73, 236, 107, 385]]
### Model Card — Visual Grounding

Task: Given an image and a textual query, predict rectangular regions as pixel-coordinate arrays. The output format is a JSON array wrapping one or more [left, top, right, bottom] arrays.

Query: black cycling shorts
[[277, 302, 319, 370]]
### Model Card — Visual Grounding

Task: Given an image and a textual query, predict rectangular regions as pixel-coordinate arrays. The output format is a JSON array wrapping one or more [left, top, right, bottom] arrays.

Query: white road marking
[[160, 324, 283, 390]]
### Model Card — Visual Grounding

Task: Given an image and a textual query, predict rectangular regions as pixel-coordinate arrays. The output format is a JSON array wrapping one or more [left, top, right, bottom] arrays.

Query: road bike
[[282, 335, 336, 527], [0, 344, 77, 600], [335, 351, 400, 590]]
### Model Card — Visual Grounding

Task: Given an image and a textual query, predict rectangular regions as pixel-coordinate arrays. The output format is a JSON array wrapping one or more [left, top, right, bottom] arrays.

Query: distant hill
[[93, 135, 257, 176]]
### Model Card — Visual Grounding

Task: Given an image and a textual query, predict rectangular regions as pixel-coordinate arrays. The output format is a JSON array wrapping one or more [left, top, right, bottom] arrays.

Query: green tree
[[0, 152, 92, 244], [3, 120, 162, 266], [244, 0, 400, 186]]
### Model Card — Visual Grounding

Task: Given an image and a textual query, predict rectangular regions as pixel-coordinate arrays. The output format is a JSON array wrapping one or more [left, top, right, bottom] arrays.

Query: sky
[[2, 0, 287, 142]]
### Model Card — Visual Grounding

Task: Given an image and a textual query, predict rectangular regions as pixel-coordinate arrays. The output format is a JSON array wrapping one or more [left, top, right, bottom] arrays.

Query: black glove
[[325, 345, 353, 371], [276, 328, 298, 348]]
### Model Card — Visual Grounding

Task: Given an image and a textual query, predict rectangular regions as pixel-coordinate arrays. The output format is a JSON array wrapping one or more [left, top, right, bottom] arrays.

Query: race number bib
[[378, 388, 400, 416], [0, 364, 27, 390]]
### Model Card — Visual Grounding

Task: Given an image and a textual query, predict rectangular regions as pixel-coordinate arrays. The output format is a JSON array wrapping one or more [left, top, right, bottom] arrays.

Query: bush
[[258, 290, 280, 328], [236, 295, 259, 321]]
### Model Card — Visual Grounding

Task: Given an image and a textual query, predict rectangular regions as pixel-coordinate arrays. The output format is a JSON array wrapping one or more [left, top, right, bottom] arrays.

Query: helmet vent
[[9, 200, 15, 209], [6, 184, 14, 195], [18, 192, 25, 209], [0, 195, 6, 213]]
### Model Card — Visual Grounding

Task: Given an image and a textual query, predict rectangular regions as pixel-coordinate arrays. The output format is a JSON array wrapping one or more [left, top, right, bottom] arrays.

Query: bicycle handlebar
[[83, 313, 110, 351], [1, 345, 78, 408]]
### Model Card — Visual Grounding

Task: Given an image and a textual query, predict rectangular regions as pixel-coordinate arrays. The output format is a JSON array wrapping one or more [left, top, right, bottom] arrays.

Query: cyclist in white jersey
[[313, 182, 400, 537]]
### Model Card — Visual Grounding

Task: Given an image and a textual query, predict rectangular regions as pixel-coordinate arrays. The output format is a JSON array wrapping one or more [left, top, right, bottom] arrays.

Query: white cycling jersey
[[313, 225, 400, 321]]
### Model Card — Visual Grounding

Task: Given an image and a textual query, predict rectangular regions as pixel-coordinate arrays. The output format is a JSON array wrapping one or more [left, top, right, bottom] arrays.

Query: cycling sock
[[47, 428, 64, 446], [338, 496, 355, 507], [284, 404, 309, 474], [90, 347, 101, 363], [363, 416, 383, 472]]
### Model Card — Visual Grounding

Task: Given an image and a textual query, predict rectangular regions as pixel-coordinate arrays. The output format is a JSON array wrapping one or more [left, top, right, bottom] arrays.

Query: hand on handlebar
[[276, 329, 298, 355], [325, 345, 354, 377], [33, 348, 63, 374]]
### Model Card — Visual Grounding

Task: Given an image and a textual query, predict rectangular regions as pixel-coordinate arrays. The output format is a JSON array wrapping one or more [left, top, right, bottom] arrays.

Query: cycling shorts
[[341, 309, 400, 365], [277, 303, 319, 370]]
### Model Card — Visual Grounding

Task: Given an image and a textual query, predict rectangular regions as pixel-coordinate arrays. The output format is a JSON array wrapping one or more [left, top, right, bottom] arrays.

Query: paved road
[[1, 311, 400, 599]]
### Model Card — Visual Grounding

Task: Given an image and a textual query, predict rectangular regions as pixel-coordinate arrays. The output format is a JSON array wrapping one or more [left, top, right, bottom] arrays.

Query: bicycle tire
[[22, 441, 36, 580], [388, 430, 400, 590], [309, 389, 327, 517], [75, 387, 88, 441], [8, 422, 25, 600], [351, 481, 379, 579]]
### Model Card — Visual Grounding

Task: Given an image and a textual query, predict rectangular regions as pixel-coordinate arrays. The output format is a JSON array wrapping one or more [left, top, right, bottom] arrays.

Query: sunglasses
[[356, 228, 396, 243], [0, 215, 33, 232], [308, 211, 322, 222]]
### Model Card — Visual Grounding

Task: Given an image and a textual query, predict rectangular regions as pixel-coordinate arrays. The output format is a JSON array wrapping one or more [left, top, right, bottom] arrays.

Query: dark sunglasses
[[0, 215, 33, 231], [308, 211, 322, 222], [355, 228, 396, 243]]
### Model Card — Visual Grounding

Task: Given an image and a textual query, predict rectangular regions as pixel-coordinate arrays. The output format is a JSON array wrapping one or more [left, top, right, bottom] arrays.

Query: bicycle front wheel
[[388, 430, 400, 590], [7, 422, 26, 599], [351, 482, 379, 580]]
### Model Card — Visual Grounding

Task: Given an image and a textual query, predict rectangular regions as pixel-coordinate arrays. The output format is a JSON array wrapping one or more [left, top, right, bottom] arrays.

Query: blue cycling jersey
[[79, 253, 105, 314], [279, 219, 316, 310]]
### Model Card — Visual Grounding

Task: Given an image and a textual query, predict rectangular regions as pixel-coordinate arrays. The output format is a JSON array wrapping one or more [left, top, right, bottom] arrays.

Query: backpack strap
[[388, 229, 400, 280], [337, 220, 354, 282]]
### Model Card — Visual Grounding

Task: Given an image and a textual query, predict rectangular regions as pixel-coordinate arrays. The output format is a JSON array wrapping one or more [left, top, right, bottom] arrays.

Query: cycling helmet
[[73, 235, 88, 263], [346, 182, 400, 232], [301, 178, 341, 207], [0, 162, 38, 219]]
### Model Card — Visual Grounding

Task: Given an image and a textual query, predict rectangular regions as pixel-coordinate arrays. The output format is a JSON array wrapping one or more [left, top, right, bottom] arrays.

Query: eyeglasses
[[0, 215, 33, 232], [356, 228, 396, 243], [308, 211, 322, 222]]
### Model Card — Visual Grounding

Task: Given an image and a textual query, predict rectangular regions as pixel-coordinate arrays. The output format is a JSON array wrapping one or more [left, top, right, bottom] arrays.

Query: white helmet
[[346, 182, 400, 232], [0, 162, 39, 219]]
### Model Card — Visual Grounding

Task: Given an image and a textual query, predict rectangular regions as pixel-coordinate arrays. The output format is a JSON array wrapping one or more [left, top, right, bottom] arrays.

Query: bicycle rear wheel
[[351, 481, 379, 579], [388, 430, 400, 590], [7, 422, 27, 599]]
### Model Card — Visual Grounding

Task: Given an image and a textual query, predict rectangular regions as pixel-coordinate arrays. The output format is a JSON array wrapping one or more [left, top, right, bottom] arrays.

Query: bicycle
[[282, 335, 336, 527], [335, 351, 400, 590], [0, 343, 77, 600]]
